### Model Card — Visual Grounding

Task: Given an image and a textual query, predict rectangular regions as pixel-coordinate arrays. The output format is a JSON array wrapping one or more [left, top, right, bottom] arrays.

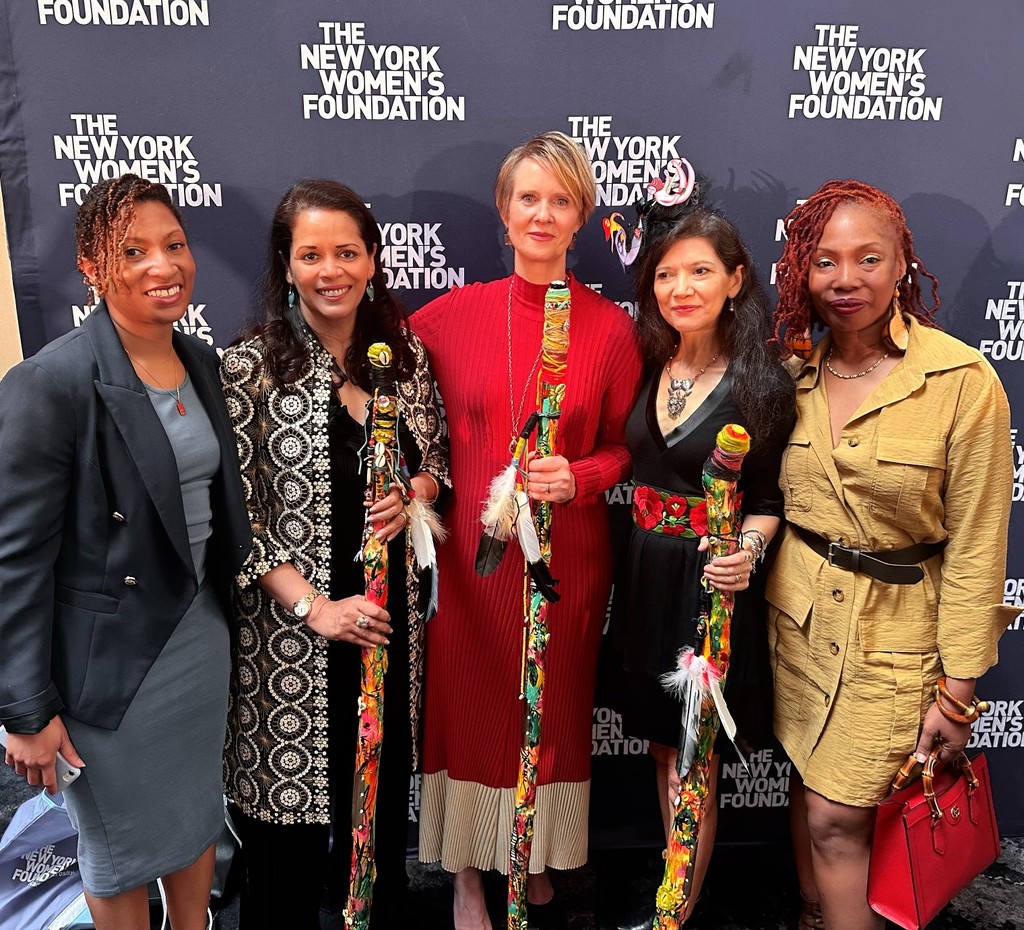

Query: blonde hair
[[494, 130, 596, 227]]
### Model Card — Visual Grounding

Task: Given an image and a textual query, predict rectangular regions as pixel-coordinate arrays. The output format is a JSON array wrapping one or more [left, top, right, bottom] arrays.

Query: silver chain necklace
[[665, 352, 719, 419], [507, 277, 544, 452]]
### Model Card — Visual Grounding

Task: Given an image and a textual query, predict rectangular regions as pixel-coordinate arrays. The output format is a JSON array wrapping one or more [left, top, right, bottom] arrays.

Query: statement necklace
[[128, 347, 186, 415], [507, 277, 544, 451], [665, 351, 719, 419], [825, 345, 889, 380]]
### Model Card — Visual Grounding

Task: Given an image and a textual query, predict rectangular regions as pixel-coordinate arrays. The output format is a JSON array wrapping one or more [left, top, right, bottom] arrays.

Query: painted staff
[[508, 280, 571, 930], [345, 342, 399, 930], [656, 424, 750, 929]]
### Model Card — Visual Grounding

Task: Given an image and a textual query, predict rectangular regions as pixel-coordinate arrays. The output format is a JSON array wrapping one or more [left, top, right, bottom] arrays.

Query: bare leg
[[790, 773, 827, 928], [83, 886, 150, 930], [652, 741, 720, 920], [162, 843, 216, 930], [678, 756, 718, 921], [804, 788, 883, 930], [454, 866, 492, 930], [648, 741, 675, 842], [527, 869, 554, 906]]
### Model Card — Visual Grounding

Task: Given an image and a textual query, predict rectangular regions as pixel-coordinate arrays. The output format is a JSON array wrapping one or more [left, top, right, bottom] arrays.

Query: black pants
[[234, 636, 413, 930]]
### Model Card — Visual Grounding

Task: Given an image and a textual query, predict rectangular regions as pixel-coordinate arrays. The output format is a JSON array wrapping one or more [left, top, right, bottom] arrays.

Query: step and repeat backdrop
[[1, 0, 1022, 844]]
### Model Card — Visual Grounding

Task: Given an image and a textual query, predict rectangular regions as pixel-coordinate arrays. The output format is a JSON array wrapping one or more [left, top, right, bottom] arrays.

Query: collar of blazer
[[83, 302, 204, 579]]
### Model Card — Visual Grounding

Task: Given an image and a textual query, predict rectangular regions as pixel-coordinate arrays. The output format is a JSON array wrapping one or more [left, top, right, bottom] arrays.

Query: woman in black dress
[[612, 202, 794, 922]]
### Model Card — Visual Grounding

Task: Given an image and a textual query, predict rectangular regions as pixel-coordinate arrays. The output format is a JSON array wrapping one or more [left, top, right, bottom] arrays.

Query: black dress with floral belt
[[610, 370, 785, 750]]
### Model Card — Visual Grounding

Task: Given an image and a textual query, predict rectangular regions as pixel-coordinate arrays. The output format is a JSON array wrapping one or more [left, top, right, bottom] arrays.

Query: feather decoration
[[475, 528, 507, 578], [661, 645, 748, 775], [481, 463, 519, 539], [476, 412, 540, 579], [407, 496, 446, 570], [513, 490, 560, 603], [475, 464, 518, 577]]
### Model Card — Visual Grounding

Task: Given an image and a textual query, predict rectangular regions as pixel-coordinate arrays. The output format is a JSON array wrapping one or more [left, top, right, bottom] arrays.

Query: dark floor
[[2, 763, 1021, 929]]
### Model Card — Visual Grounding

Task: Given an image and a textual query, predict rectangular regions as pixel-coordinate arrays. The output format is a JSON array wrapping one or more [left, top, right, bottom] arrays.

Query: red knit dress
[[411, 273, 642, 873]]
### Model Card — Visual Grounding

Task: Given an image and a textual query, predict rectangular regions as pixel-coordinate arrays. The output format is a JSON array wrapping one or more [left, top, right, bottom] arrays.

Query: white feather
[[513, 490, 542, 563], [660, 647, 713, 698], [408, 497, 446, 569], [661, 647, 749, 772], [480, 463, 518, 540]]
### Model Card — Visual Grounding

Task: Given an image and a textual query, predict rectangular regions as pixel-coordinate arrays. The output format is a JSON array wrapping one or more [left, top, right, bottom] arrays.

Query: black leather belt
[[792, 525, 946, 585]]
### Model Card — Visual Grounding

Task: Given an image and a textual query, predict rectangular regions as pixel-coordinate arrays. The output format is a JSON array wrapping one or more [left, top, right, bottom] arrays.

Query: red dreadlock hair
[[772, 179, 941, 357]]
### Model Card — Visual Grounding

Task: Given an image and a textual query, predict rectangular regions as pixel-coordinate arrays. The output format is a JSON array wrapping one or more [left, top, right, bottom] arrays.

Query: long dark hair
[[242, 178, 413, 388], [633, 211, 794, 448]]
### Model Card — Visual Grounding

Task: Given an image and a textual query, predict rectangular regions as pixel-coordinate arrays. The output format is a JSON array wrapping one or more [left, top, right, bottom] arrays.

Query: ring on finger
[[356, 615, 371, 630], [734, 573, 741, 584], [546, 482, 551, 494]]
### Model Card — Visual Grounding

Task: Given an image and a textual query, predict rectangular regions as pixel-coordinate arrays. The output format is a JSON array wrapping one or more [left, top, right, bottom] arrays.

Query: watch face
[[294, 597, 312, 618]]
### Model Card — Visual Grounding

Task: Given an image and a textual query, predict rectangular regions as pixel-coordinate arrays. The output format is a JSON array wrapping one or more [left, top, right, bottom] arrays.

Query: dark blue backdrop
[[1, 0, 1021, 842]]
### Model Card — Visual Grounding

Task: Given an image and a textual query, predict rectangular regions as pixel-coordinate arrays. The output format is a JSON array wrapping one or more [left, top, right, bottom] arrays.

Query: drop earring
[[287, 285, 296, 308], [83, 276, 98, 306], [503, 230, 512, 247], [882, 283, 909, 353], [569, 233, 578, 251], [366, 279, 375, 302], [728, 299, 735, 313]]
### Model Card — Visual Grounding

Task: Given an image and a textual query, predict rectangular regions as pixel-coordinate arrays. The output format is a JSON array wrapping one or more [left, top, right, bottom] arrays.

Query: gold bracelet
[[417, 471, 442, 503]]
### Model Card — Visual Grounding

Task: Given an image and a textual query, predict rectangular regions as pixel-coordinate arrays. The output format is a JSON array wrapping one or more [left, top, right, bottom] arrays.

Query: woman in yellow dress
[[768, 179, 1016, 930]]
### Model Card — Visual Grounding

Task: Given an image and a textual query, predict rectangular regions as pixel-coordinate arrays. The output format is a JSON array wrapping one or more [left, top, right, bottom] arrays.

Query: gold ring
[[356, 616, 370, 629], [734, 574, 740, 584], [546, 482, 551, 494]]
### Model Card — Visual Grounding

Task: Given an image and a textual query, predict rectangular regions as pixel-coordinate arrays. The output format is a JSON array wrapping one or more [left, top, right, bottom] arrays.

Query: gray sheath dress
[[63, 373, 230, 896]]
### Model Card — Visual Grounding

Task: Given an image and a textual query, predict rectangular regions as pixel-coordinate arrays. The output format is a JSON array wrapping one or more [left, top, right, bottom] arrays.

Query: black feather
[[527, 560, 560, 603], [475, 530, 507, 577]]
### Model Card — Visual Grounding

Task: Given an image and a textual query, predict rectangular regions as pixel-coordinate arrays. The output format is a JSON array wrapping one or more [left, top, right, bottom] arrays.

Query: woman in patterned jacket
[[219, 179, 450, 930]]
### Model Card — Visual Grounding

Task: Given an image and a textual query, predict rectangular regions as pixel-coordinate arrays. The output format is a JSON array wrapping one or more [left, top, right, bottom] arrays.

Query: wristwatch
[[291, 590, 322, 620]]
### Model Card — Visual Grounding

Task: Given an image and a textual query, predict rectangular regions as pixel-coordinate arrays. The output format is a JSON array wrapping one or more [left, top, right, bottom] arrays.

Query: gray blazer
[[0, 303, 251, 731]]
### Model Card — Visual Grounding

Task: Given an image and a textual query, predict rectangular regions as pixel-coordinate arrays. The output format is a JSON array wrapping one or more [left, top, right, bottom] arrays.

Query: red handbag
[[868, 750, 1000, 930]]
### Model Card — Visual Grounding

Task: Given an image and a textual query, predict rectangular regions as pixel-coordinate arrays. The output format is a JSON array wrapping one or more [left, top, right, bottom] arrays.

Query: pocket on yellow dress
[[869, 435, 946, 526], [780, 432, 813, 512]]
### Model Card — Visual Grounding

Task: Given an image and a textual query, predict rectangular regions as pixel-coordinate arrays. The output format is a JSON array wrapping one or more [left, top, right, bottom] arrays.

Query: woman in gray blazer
[[0, 174, 251, 930]]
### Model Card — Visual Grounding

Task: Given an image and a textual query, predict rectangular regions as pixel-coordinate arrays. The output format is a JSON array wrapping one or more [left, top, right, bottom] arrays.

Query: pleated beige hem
[[417, 771, 589, 873]]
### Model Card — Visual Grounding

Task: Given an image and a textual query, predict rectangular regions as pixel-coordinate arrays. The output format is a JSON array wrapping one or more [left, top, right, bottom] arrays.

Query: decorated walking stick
[[344, 343, 400, 930], [507, 281, 570, 930], [655, 424, 750, 929]]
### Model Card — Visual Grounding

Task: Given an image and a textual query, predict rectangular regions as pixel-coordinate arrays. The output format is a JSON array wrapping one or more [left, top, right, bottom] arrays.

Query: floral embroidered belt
[[631, 483, 708, 537]]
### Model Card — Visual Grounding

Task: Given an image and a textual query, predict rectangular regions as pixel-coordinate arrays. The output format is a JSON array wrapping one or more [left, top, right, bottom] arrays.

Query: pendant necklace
[[507, 277, 544, 452], [128, 346, 186, 415], [665, 351, 720, 419]]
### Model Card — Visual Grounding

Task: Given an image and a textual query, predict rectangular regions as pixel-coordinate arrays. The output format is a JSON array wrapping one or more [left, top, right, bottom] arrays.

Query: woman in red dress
[[412, 131, 642, 929]]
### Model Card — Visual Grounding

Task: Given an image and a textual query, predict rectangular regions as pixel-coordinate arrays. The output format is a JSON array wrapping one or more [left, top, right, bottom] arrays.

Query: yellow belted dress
[[767, 317, 1017, 806]]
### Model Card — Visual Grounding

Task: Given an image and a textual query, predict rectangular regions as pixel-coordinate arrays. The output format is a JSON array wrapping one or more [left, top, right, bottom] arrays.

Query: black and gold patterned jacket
[[219, 328, 449, 824]]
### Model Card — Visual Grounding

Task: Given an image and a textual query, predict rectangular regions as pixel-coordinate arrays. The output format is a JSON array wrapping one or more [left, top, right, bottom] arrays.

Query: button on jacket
[[0, 304, 251, 732], [767, 318, 1016, 804]]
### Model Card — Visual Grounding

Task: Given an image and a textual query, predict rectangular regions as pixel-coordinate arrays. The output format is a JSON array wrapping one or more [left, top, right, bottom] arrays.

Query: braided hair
[[773, 179, 940, 356], [74, 174, 183, 297]]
